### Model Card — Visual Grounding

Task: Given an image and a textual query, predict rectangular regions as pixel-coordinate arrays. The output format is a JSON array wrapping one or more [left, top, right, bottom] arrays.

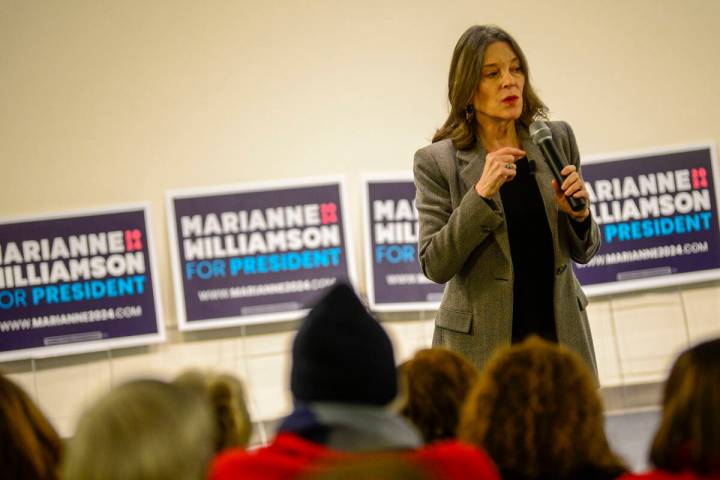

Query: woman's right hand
[[474, 147, 526, 198]]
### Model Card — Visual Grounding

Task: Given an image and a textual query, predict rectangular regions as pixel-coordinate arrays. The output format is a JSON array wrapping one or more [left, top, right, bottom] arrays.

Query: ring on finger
[[505, 163, 514, 169]]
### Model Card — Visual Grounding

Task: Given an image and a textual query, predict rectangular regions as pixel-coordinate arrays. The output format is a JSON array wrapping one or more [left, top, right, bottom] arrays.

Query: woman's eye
[[485, 71, 498, 78], [511, 66, 522, 73]]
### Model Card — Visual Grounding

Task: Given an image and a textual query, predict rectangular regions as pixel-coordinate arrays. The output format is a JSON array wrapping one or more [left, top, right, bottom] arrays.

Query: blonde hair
[[174, 369, 252, 450], [62, 379, 215, 480], [459, 336, 625, 478]]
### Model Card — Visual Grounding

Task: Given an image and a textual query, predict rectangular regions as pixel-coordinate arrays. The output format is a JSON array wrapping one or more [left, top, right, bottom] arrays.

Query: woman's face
[[472, 41, 525, 124]]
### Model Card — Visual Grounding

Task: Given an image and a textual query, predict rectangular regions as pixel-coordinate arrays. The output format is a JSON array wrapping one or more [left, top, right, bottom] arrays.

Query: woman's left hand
[[552, 165, 590, 221]]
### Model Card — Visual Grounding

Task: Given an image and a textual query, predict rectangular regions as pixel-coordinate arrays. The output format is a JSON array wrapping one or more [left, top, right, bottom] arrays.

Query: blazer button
[[556, 264, 567, 275]]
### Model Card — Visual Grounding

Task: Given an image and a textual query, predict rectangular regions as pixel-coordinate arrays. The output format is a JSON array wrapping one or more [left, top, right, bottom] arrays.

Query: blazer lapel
[[456, 144, 511, 262], [458, 147, 484, 199], [458, 144, 505, 210]]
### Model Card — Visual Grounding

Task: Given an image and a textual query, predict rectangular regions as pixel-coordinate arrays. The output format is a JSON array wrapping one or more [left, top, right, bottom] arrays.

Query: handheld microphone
[[529, 121, 586, 212]]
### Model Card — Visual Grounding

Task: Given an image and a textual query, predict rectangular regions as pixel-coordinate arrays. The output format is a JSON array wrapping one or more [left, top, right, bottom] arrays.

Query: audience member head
[[649, 337, 720, 474], [62, 379, 215, 480], [458, 336, 625, 479], [398, 348, 478, 443], [174, 369, 252, 451], [0, 373, 62, 480], [290, 282, 397, 406]]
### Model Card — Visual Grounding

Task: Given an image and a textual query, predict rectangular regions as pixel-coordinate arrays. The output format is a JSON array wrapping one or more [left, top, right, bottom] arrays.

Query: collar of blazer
[[456, 123, 561, 258]]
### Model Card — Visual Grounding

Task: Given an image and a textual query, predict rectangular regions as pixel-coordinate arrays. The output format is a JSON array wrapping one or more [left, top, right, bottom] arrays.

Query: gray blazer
[[413, 121, 601, 375]]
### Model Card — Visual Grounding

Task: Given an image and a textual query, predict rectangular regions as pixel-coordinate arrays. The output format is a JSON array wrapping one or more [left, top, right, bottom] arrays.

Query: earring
[[465, 105, 474, 122]]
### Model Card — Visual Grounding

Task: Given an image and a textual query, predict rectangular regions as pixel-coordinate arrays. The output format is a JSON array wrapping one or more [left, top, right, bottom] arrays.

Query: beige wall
[[2, 0, 719, 436]]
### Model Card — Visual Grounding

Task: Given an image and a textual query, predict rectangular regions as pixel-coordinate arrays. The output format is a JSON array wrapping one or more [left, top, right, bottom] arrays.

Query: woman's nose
[[501, 69, 516, 87]]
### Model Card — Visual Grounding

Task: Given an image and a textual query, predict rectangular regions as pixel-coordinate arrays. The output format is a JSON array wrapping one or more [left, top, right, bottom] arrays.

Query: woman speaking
[[414, 25, 601, 374]]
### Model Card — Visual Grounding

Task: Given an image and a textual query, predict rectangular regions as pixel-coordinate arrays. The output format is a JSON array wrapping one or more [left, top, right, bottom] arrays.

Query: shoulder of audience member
[[209, 432, 345, 480], [413, 440, 500, 480]]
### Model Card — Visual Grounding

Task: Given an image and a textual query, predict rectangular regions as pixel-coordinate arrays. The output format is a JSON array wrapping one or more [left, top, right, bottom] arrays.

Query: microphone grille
[[529, 121, 552, 144]]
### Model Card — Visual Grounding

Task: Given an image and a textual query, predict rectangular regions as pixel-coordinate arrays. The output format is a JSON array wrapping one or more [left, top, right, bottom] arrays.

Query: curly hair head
[[399, 348, 478, 444], [458, 336, 625, 478], [650, 337, 720, 474]]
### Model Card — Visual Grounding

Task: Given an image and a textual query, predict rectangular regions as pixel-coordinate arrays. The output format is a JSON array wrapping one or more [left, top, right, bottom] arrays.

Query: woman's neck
[[477, 118, 519, 151]]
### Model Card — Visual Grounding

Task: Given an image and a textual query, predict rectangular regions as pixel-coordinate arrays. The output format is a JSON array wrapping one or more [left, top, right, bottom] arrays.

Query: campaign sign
[[167, 178, 356, 330], [574, 143, 720, 296], [362, 174, 445, 311], [0, 205, 165, 362]]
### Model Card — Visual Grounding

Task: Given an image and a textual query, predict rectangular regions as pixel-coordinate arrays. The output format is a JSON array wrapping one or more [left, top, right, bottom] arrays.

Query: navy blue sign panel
[[167, 178, 356, 330], [0, 205, 165, 361], [574, 144, 720, 296], [362, 175, 445, 311]]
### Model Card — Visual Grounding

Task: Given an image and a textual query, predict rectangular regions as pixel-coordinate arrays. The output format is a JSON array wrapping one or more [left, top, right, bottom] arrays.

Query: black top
[[499, 158, 557, 343]]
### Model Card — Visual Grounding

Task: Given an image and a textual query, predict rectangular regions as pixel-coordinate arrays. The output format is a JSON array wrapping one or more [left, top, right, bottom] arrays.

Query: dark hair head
[[650, 337, 720, 474], [433, 25, 548, 150], [458, 336, 625, 478], [291, 283, 397, 406], [398, 348, 478, 443], [0, 373, 62, 480]]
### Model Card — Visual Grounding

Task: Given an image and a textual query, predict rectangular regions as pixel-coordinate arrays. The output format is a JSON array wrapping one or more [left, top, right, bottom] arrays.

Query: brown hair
[[0, 373, 62, 480], [433, 25, 548, 150], [174, 369, 252, 451], [398, 348, 478, 443], [650, 337, 720, 474], [458, 336, 625, 478], [62, 379, 216, 480]]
